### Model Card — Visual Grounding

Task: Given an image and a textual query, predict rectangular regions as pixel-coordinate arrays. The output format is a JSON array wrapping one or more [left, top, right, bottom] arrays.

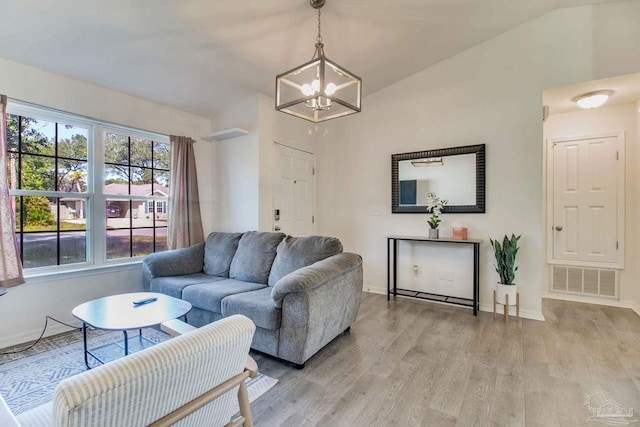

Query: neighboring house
[[51, 184, 168, 221], [104, 183, 168, 219], [58, 198, 85, 220]]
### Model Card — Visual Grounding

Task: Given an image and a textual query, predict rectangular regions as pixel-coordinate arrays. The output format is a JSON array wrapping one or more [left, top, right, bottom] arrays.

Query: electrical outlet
[[446, 271, 454, 281], [413, 265, 421, 277], [438, 271, 446, 280], [369, 208, 382, 216]]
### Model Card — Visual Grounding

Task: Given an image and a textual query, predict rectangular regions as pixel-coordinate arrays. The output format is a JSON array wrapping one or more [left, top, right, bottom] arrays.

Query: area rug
[[0, 328, 278, 415]]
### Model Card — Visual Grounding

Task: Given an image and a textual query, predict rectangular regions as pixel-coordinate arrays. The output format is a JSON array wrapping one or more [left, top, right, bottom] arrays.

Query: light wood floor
[[251, 292, 640, 426]]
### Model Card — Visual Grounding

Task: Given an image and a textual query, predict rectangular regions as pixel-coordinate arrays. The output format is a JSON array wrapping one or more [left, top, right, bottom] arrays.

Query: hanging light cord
[[317, 9, 322, 43]]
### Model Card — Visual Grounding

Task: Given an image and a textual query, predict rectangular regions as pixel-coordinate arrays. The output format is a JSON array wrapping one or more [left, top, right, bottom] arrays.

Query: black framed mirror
[[391, 144, 485, 213]]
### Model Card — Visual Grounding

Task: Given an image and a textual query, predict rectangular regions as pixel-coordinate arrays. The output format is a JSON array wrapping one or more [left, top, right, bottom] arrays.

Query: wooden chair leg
[[516, 293, 520, 320], [505, 294, 509, 323], [237, 379, 253, 427], [493, 290, 496, 318]]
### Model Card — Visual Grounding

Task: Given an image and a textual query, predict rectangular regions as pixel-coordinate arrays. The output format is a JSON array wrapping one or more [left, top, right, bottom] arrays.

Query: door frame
[[545, 131, 625, 269], [271, 141, 316, 236]]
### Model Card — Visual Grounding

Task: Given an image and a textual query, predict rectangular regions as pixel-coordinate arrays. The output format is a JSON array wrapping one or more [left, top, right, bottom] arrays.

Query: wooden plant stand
[[493, 290, 520, 323]]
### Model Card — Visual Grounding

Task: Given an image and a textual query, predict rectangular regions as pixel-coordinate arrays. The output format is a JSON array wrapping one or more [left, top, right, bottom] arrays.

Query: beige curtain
[[0, 94, 25, 288], [167, 135, 204, 249]]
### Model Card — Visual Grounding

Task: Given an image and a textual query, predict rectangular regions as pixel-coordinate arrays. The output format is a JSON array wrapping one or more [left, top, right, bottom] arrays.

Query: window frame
[[6, 101, 170, 275]]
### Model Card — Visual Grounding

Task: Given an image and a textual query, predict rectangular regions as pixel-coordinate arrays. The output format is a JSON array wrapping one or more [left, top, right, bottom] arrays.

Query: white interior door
[[273, 144, 314, 236], [551, 135, 621, 264]]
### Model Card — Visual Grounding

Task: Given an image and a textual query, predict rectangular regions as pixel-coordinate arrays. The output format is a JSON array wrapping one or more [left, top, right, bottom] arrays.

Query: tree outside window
[[6, 114, 88, 268]]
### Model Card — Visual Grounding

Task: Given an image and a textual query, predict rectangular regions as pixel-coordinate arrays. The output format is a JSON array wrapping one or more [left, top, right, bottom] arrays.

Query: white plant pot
[[428, 228, 439, 239], [495, 282, 517, 305]]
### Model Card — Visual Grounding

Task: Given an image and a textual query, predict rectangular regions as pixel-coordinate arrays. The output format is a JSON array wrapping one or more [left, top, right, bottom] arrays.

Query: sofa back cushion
[[203, 232, 243, 277], [229, 231, 285, 284], [268, 235, 343, 286]]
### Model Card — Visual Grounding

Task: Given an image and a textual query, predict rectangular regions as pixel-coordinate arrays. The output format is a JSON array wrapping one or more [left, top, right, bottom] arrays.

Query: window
[[145, 200, 166, 214], [104, 130, 169, 259], [7, 114, 89, 268], [6, 103, 170, 271]]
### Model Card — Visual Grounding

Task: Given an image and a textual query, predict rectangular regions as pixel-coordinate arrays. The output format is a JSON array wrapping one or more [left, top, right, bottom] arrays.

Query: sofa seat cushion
[[268, 235, 343, 286], [229, 231, 285, 284], [203, 232, 243, 277], [222, 288, 282, 330], [150, 273, 224, 299], [182, 279, 267, 314]]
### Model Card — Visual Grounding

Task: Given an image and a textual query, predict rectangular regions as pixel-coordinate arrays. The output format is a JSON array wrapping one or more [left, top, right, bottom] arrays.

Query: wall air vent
[[551, 266, 617, 298]]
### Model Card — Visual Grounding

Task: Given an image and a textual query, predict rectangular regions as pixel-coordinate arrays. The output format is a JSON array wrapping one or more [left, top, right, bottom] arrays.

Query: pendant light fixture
[[275, 0, 362, 123]]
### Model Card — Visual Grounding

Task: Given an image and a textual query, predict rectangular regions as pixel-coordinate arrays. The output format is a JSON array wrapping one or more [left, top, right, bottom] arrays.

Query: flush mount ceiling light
[[275, 0, 362, 123], [572, 90, 614, 109]]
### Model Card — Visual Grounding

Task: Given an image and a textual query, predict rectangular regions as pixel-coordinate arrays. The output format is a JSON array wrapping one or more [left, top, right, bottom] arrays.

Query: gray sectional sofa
[[142, 231, 363, 367]]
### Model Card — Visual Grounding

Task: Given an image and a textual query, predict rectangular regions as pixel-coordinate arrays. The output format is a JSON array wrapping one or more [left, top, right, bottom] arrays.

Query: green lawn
[[23, 222, 86, 232]]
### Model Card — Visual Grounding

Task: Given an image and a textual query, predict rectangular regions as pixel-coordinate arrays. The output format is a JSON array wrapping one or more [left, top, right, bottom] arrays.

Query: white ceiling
[[544, 72, 640, 114], [0, 0, 623, 118]]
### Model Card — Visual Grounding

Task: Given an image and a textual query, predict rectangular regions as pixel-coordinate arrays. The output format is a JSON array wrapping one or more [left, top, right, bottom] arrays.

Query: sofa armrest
[[273, 252, 363, 365], [142, 243, 205, 279], [271, 252, 362, 308]]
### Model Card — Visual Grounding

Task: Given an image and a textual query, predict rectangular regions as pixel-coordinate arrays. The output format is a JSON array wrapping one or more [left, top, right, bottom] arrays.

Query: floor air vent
[[552, 266, 617, 298]]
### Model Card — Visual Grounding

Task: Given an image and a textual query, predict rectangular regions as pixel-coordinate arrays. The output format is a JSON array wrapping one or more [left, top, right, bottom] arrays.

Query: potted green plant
[[426, 192, 447, 239], [490, 234, 521, 305]]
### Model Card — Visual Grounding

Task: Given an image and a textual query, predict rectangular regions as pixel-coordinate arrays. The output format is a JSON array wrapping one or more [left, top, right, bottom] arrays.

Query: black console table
[[387, 235, 481, 315]]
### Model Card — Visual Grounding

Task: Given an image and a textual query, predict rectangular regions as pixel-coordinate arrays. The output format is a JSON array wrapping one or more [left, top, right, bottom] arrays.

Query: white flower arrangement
[[425, 192, 448, 229]]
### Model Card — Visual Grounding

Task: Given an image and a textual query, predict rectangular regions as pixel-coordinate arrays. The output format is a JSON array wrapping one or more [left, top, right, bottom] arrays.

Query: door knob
[[274, 226, 281, 231], [555, 226, 563, 231]]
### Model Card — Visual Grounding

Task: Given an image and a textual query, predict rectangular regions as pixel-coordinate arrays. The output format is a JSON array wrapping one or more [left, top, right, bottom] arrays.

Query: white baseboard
[[542, 292, 640, 317], [363, 287, 386, 296], [0, 322, 77, 351], [363, 287, 545, 321], [478, 303, 545, 321]]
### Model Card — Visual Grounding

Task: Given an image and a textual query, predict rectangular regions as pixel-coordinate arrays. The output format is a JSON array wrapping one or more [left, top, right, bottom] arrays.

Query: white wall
[[257, 94, 317, 232], [214, 93, 317, 233], [314, 1, 640, 320], [637, 99, 640, 308], [212, 94, 261, 232], [0, 56, 213, 348]]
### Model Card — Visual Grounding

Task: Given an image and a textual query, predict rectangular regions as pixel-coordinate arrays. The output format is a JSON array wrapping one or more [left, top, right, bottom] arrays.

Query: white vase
[[428, 228, 439, 239], [495, 282, 517, 305]]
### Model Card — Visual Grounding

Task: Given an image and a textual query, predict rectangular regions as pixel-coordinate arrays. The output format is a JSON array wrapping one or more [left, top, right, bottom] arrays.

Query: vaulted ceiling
[[0, 0, 622, 118]]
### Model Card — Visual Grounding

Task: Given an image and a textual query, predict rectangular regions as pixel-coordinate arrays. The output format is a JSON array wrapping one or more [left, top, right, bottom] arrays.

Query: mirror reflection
[[391, 144, 485, 214], [398, 153, 476, 206]]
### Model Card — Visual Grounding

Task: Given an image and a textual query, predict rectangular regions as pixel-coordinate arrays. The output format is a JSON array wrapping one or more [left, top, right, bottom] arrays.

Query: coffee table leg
[[123, 330, 129, 356], [82, 322, 90, 369]]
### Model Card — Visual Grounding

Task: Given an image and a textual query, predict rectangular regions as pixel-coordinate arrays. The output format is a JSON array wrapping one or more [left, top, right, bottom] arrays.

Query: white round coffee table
[[72, 292, 192, 368]]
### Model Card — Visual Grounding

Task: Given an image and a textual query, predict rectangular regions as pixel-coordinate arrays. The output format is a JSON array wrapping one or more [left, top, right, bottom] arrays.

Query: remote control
[[133, 297, 158, 306]]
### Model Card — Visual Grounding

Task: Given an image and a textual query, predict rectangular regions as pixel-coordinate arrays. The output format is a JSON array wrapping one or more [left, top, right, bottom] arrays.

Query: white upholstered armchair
[[2, 315, 257, 427]]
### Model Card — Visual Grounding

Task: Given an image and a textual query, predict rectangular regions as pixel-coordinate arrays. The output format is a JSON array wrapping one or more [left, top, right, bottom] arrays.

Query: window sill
[[24, 261, 142, 284]]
